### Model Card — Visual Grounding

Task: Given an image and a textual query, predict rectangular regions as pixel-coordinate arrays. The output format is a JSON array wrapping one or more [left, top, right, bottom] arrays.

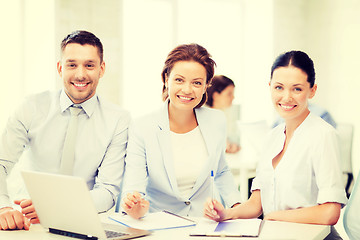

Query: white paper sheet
[[109, 211, 196, 231], [190, 218, 262, 237]]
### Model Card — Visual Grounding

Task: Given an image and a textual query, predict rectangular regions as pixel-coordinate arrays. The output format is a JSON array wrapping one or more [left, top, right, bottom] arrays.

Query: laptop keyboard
[[105, 230, 128, 239]]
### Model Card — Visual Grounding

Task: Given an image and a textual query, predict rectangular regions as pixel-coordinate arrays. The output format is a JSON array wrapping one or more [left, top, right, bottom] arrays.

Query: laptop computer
[[21, 170, 150, 240]]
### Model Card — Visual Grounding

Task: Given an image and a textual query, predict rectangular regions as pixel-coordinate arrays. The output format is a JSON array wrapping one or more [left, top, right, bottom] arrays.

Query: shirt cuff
[[90, 187, 115, 213], [0, 195, 12, 210], [317, 187, 348, 207]]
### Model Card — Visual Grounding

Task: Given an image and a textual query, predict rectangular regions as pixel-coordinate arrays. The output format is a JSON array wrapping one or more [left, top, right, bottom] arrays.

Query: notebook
[[21, 170, 151, 240], [109, 210, 196, 231], [190, 218, 263, 237]]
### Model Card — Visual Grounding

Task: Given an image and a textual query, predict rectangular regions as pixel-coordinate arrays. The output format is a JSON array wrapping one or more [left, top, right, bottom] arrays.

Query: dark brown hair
[[161, 43, 216, 108], [271, 50, 315, 87], [60, 30, 104, 63], [206, 75, 235, 107]]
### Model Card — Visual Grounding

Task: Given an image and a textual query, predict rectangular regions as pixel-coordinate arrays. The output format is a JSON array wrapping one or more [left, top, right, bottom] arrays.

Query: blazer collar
[[157, 99, 171, 131], [156, 100, 218, 199], [194, 107, 217, 156], [189, 107, 218, 197], [156, 100, 179, 195]]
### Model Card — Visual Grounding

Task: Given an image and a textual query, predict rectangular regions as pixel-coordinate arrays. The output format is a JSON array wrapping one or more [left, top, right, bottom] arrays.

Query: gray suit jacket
[[121, 100, 240, 217]]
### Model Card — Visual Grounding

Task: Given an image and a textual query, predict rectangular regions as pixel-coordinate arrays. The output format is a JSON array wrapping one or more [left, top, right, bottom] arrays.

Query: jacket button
[[185, 201, 191, 205]]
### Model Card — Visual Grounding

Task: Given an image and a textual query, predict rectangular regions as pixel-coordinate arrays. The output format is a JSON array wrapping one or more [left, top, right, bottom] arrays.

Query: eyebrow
[[174, 74, 204, 80], [174, 74, 185, 78], [273, 82, 305, 87], [65, 59, 96, 63], [273, 82, 284, 85]]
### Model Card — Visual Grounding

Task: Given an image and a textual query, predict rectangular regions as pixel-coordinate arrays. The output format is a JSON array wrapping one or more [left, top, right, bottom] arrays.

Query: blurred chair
[[226, 120, 270, 201], [343, 170, 360, 240], [337, 123, 354, 197]]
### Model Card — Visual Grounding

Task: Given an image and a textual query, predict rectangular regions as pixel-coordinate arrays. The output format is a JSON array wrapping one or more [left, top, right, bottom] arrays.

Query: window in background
[[122, 0, 273, 123], [0, 0, 23, 130], [176, 0, 243, 106], [122, 0, 245, 119], [23, 0, 56, 96], [0, 0, 56, 130], [122, 0, 174, 118]]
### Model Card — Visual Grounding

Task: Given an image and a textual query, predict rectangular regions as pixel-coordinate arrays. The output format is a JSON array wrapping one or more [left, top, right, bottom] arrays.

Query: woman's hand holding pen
[[203, 198, 229, 222], [122, 192, 149, 219]]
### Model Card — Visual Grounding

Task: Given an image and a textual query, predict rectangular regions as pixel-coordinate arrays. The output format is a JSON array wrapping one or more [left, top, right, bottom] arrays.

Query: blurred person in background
[[206, 75, 240, 153]]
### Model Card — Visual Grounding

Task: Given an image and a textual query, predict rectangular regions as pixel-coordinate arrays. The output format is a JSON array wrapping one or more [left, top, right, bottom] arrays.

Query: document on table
[[109, 211, 196, 231], [190, 218, 263, 237]]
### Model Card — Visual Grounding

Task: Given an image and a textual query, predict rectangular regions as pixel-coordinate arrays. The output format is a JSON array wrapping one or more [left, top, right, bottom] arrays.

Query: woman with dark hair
[[204, 51, 347, 239], [121, 44, 240, 219], [206, 75, 235, 108], [206, 75, 240, 153]]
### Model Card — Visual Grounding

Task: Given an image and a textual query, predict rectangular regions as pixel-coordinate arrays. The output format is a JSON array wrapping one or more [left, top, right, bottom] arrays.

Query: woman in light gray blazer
[[121, 44, 240, 219]]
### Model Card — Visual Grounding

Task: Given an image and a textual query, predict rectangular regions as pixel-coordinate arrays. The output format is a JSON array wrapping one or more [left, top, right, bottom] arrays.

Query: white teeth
[[179, 96, 191, 100], [281, 105, 294, 109], [74, 83, 86, 87]]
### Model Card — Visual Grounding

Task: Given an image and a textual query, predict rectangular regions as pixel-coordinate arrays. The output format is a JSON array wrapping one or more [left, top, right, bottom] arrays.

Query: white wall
[[122, 0, 172, 118], [55, 0, 123, 105], [0, 0, 23, 130], [122, 0, 246, 118], [238, 0, 274, 123], [0, 0, 55, 130]]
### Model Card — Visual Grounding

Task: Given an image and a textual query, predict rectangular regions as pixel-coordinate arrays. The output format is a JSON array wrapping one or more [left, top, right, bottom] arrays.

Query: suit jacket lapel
[[190, 107, 217, 196], [156, 101, 181, 196]]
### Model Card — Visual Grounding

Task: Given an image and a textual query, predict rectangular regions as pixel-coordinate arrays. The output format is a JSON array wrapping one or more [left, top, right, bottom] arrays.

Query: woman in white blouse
[[121, 43, 240, 219], [204, 51, 347, 237]]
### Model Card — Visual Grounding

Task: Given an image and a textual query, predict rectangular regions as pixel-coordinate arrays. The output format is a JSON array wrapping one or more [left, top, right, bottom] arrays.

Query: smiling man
[[0, 30, 130, 230], [59, 34, 104, 104]]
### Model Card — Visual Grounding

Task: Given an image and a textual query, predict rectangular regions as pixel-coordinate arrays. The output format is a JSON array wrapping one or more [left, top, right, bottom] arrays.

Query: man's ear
[[57, 61, 62, 77], [99, 61, 106, 78]]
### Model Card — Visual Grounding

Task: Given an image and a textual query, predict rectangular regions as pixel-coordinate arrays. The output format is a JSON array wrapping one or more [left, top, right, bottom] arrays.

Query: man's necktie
[[60, 106, 82, 175]]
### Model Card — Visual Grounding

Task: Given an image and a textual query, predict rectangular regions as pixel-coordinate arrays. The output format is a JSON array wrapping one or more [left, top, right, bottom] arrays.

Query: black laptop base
[[49, 228, 98, 239]]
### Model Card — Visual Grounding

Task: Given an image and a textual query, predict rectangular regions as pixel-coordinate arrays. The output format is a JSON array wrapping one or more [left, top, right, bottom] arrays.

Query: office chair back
[[343, 170, 360, 239], [336, 123, 354, 197]]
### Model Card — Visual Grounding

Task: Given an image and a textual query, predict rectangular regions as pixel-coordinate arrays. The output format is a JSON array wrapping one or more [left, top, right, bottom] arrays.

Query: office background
[[0, 0, 359, 180]]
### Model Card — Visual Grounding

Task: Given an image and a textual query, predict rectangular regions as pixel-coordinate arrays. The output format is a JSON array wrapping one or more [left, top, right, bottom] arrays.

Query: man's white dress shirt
[[0, 90, 130, 212]]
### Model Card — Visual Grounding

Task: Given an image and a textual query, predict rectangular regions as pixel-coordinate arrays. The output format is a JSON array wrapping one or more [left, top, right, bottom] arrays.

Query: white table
[[0, 216, 330, 240]]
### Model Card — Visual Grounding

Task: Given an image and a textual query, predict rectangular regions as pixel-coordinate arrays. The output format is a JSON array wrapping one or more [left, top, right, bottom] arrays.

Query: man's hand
[[0, 207, 30, 230], [14, 199, 40, 224]]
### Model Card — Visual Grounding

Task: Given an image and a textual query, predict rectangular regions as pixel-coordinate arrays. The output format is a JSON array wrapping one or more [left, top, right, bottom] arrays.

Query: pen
[[211, 170, 215, 200], [163, 210, 196, 223]]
